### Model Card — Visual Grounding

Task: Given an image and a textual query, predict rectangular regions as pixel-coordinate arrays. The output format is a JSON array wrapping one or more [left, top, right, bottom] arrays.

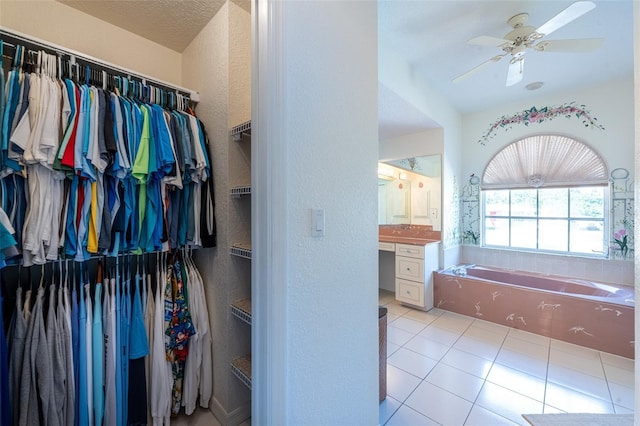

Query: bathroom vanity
[[379, 225, 441, 311], [378, 155, 442, 311]]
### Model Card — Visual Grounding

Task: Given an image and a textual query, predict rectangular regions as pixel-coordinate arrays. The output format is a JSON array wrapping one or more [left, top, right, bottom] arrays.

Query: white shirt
[[151, 261, 172, 425]]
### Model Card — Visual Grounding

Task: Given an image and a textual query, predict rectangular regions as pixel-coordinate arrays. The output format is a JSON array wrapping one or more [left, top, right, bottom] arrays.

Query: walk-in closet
[[0, 0, 253, 423]]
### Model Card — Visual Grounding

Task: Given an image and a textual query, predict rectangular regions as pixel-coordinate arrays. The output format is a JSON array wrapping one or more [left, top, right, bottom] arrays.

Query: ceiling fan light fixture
[[525, 81, 544, 91], [457, 1, 600, 87]]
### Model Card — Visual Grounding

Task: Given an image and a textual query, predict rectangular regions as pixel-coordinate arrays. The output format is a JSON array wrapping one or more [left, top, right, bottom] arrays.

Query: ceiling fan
[[453, 1, 603, 87]]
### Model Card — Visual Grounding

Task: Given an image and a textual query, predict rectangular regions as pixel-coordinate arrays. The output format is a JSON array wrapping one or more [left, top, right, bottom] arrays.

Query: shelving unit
[[230, 120, 253, 396]]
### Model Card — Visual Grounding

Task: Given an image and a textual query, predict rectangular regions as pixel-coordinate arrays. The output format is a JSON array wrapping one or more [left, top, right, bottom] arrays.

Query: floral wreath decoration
[[478, 102, 605, 145]]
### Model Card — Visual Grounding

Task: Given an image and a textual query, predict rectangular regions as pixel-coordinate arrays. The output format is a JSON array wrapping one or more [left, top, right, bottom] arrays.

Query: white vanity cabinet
[[394, 242, 439, 310]]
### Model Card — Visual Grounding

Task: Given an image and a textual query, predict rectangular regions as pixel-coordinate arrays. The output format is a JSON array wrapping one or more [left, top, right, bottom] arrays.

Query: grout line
[[541, 334, 551, 413], [599, 351, 618, 412], [379, 396, 402, 426]]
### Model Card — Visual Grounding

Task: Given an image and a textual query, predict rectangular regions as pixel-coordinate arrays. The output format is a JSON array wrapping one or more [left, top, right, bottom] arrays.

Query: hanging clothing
[[128, 271, 150, 424], [60, 275, 75, 426], [1, 39, 216, 425], [20, 286, 57, 426], [120, 272, 131, 425], [0, 276, 10, 426], [102, 276, 117, 426], [8, 287, 27, 426], [0, 45, 216, 264], [92, 282, 104, 426], [84, 282, 94, 426], [182, 252, 212, 413], [144, 269, 156, 425], [151, 256, 172, 425], [46, 285, 65, 426], [77, 280, 88, 426], [164, 256, 195, 415]]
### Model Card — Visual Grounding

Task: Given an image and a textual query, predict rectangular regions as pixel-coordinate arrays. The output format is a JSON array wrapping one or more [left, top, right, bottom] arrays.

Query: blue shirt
[[92, 283, 105, 426], [65, 176, 79, 257], [120, 278, 131, 425], [129, 274, 149, 359], [114, 274, 123, 426], [78, 281, 88, 426], [151, 105, 175, 179]]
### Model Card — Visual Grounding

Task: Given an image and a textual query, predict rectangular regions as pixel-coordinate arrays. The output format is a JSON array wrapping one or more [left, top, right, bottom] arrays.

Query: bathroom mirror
[[378, 155, 442, 231]]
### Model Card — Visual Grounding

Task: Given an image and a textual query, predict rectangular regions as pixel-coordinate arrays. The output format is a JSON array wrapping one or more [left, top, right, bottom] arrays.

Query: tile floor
[[171, 408, 251, 426], [378, 290, 635, 425]]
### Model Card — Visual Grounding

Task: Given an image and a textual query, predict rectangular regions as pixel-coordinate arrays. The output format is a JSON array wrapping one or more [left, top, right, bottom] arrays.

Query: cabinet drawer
[[378, 241, 396, 252], [395, 278, 424, 307], [395, 244, 424, 259], [395, 256, 425, 282]]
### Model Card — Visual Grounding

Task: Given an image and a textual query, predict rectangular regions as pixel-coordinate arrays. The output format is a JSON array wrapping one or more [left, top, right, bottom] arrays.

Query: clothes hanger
[[38, 264, 44, 290], [64, 259, 69, 290], [12, 44, 20, 69]]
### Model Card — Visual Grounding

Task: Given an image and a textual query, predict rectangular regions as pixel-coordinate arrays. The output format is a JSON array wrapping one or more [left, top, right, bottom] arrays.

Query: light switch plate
[[312, 209, 324, 237]]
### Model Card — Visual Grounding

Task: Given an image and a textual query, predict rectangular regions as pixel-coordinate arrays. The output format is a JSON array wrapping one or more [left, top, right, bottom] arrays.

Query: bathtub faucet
[[452, 264, 475, 276], [452, 266, 467, 276]]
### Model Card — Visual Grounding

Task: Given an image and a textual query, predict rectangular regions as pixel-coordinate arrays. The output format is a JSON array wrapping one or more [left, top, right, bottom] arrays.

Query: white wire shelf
[[229, 243, 252, 259], [231, 299, 252, 325], [230, 185, 252, 197], [231, 120, 251, 141], [231, 355, 252, 389]]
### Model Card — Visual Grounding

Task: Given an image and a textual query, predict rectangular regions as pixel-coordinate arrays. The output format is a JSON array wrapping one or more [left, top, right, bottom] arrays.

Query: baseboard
[[210, 396, 252, 426]]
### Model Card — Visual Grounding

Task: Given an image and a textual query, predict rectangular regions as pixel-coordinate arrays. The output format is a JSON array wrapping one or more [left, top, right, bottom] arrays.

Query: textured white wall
[[182, 0, 234, 417], [281, 1, 379, 423], [0, 0, 182, 84], [379, 128, 444, 161], [182, 2, 252, 422]]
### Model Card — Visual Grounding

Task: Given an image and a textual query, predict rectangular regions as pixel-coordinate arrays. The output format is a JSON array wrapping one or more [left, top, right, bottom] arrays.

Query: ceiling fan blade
[[452, 54, 506, 83], [534, 38, 603, 52], [535, 1, 596, 37], [506, 54, 525, 87], [467, 35, 512, 47]]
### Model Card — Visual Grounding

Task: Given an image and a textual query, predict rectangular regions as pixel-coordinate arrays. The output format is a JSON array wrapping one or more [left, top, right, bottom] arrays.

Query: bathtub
[[433, 265, 634, 359]]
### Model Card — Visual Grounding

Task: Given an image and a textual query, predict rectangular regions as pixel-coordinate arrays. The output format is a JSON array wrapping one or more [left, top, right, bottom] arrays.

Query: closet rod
[[0, 27, 200, 103], [2, 248, 192, 268]]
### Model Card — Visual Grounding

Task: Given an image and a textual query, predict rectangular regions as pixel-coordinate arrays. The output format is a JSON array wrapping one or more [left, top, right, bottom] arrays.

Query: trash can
[[379, 306, 387, 403]]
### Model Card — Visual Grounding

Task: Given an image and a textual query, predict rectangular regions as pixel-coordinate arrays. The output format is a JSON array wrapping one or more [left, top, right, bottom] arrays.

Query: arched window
[[481, 135, 608, 256], [482, 135, 608, 189]]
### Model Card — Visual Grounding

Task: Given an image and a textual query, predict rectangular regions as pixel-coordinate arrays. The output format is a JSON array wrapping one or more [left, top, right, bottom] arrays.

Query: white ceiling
[[56, 0, 634, 140], [379, 0, 634, 115], [57, 0, 249, 52]]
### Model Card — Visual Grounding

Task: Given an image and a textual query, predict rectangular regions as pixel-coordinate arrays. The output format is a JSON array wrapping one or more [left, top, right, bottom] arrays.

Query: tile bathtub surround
[[378, 290, 635, 426], [432, 269, 634, 358], [460, 246, 634, 287]]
